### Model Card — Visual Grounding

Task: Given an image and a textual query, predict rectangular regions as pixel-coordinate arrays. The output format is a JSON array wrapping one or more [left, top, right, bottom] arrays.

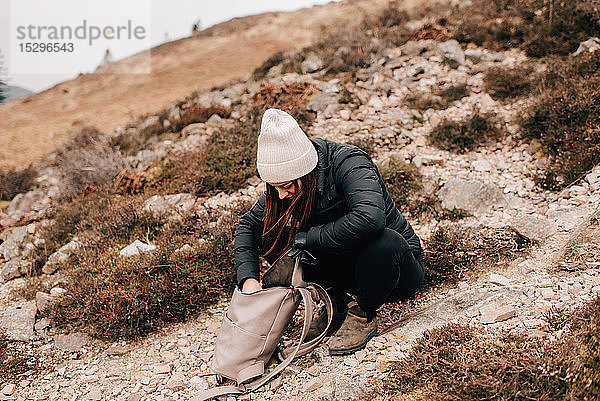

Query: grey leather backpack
[[192, 254, 333, 400]]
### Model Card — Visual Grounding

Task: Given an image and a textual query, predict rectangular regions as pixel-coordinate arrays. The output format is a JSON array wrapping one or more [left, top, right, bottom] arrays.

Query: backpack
[[192, 253, 333, 400]]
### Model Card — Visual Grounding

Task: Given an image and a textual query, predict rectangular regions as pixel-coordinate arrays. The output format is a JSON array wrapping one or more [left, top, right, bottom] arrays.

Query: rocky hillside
[[0, 0, 399, 170], [1, 1, 600, 400]]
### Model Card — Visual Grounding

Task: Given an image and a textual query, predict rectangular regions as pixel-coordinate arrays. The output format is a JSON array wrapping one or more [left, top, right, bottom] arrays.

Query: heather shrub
[[423, 224, 531, 286], [428, 110, 503, 153], [0, 165, 37, 201], [521, 54, 600, 189], [484, 65, 538, 100]]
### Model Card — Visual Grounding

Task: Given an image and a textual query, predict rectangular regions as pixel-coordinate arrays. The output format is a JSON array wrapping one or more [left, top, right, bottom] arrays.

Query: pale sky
[[0, 0, 340, 93]]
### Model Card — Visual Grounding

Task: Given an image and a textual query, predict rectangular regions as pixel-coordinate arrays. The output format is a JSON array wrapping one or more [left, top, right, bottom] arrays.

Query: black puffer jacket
[[234, 138, 424, 288]]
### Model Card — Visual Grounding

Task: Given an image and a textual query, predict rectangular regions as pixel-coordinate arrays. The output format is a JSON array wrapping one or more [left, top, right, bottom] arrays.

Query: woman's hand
[[242, 278, 262, 294]]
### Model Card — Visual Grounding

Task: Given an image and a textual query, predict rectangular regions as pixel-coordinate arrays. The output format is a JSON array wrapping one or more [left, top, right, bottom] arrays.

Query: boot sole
[[327, 328, 377, 356]]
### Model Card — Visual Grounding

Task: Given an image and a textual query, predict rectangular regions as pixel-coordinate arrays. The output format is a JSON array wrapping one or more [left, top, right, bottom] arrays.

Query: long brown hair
[[261, 167, 318, 262]]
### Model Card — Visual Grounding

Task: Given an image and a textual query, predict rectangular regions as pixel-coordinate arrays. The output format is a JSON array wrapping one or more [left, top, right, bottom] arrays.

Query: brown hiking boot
[[327, 304, 377, 356]]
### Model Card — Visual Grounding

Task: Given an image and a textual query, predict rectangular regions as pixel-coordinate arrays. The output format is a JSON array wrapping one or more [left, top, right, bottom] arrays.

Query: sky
[[0, 0, 340, 93]]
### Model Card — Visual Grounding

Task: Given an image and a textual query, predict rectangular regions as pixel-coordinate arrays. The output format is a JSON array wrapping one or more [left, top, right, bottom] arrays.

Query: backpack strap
[[278, 282, 333, 359]]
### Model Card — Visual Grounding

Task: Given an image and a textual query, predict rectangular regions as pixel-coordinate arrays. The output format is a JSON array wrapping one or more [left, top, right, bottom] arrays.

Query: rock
[[400, 40, 436, 56], [483, 52, 506, 62], [472, 159, 492, 172], [375, 352, 405, 372], [1, 384, 15, 395], [166, 373, 187, 391], [1, 257, 31, 282], [54, 332, 90, 352], [138, 115, 161, 136], [143, 193, 197, 221], [301, 54, 324, 73], [439, 178, 507, 215], [339, 110, 351, 120], [541, 288, 554, 300], [175, 244, 192, 254], [464, 48, 483, 63], [85, 387, 102, 401], [127, 393, 142, 401], [546, 206, 592, 231], [34, 317, 50, 332], [50, 287, 66, 297], [412, 155, 444, 168], [172, 134, 209, 154], [6, 189, 50, 220], [479, 303, 516, 324], [585, 169, 600, 189], [367, 95, 385, 109], [489, 273, 510, 286], [337, 121, 361, 135], [511, 213, 557, 243], [0, 226, 30, 260], [321, 376, 368, 401], [572, 37, 600, 56], [0, 301, 37, 341], [35, 291, 54, 313], [437, 40, 465, 68], [301, 376, 324, 392], [181, 123, 205, 137], [307, 91, 340, 114], [206, 114, 222, 127], [42, 238, 81, 274], [155, 364, 171, 374], [119, 240, 158, 257], [106, 344, 132, 356]]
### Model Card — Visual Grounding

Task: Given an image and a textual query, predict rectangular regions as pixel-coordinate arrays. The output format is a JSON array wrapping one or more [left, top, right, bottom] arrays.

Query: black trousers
[[303, 228, 425, 317]]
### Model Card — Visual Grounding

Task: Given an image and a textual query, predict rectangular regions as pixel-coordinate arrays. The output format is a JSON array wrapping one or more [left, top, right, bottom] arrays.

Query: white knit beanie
[[256, 108, 318, 183]]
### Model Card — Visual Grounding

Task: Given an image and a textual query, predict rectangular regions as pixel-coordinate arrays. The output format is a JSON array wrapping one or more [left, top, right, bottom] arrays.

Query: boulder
[[510, 213, 557, 243], [143, 193, 197, 221], [0, 301, 37, 341], [181, 123, 205, 137], [6, 189, 51, 220], [0, 225, 30, 260], [464, 48, 483, 63], [42, 238, 81, 275], [439, 178, 507, 215], [400, 40, 436, 56], [54, 332, 90, 352], [119, 240, 158, 257], [437, 40, 465, 68], [307, 91, 340, 114], [1, 257, 31, 282], [573, 37, 600, 56], [301, 54, 324, 73]]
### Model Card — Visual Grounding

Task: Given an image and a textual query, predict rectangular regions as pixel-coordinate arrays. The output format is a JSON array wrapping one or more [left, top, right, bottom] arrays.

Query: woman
[[234, 108, 425, 355]]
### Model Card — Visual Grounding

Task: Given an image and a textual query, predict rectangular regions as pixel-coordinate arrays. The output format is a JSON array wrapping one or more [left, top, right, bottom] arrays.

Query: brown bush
[[452, 0, 600, 57], [423, 224, 531, 286], [380, 323, 575, 400], [0, 332, 46, 381], [377, 296, 600, 400], [428, 110, 503, 154], [44, 204, 248, 341], [0, 165, 37, 201], [251, 82, 317, 132], [406, 84, 470, 111], [484, 64, 538, 100], [54, 127, 126, 200], [521, 70, 600, 189]]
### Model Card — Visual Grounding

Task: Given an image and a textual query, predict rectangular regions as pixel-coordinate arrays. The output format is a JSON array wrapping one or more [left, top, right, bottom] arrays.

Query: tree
[[0, 49, 6, 104]]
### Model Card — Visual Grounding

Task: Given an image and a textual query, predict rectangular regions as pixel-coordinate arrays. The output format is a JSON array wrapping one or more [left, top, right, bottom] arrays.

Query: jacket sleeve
[[305, 152, 386, 251], [234, 192, 265, 289]]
